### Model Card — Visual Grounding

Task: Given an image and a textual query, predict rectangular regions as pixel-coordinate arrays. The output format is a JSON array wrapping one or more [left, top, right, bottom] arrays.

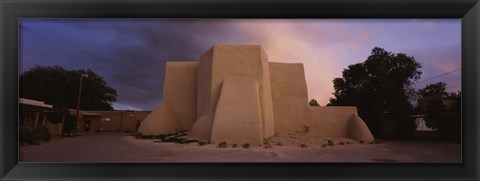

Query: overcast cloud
[[20, 19, 461, 110]]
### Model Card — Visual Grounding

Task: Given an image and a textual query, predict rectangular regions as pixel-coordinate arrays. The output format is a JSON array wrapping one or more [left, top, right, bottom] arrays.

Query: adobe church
[[138, 45, 374, 145]]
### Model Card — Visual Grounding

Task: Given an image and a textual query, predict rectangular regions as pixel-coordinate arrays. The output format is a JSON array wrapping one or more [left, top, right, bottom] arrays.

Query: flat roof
[[19, 98, 53, 108], [82, 112, 101, 116]]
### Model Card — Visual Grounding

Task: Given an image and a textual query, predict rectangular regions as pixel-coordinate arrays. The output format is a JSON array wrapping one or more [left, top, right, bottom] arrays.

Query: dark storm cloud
[[20, 19, 247, 110], [78, 20, 248, 110], [20, 19, 461, 110]]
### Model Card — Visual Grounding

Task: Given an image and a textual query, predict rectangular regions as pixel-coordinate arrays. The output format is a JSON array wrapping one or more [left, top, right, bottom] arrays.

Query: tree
[[447, 91, 461, 98], [418, 88, 461, 142], [418, 82, 448, 97], [328, 47, 422, 138], [309, 99, 320, 106], [444, 93, 461, 142], [20, 65, 117, 110], [424, 99, 447, 129]]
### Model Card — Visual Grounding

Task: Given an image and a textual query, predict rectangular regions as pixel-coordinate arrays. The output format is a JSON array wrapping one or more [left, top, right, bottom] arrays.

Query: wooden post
[[120, 111, 124, 132], [61, 111, 66, 136], [41, 113, 47, 127], [23, 113, 29, 127], [75, 74, 87, 134], [33, 111, 40, 129]]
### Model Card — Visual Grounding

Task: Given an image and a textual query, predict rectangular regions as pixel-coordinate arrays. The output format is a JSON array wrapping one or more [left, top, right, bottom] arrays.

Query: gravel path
[[19, 132, 461, 163]]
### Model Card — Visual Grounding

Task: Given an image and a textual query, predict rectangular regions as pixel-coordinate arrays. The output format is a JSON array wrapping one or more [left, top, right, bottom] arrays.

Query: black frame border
[[1, 0, 479, 180]]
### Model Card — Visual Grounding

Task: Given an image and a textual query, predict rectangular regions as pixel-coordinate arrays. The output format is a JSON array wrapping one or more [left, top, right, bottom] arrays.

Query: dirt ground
[[19, 132, 461, 163]]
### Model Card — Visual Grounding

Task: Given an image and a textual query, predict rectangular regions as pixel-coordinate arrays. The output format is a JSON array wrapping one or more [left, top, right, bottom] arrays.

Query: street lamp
[[74, 74, 88, 135]]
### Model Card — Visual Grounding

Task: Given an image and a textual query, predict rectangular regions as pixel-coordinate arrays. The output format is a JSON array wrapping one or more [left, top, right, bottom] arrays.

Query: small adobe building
[[69, 110, 151, 133], [138, 45, 374, 145]]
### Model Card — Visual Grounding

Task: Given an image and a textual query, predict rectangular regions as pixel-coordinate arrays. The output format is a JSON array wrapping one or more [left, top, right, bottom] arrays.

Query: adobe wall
[[127, 111, 150, 132], [137, 103, 183, 135], [259, 50, 275, 137], [119, 111, 150, 133], [137, 44, 375, 143], [45, 121, 63, 138], [88, 111, 122, 132], [196, 48, 213, 120], [307, 106, 374, 141], [348, 114, 375, 141], [138, 61, 198, 135], [210, 76, 263, 145], [190, 48, 214, 139], [75, 110, 150, 133], [269, 62, 309, 133], [307, 106, 358, 138], [163, 62, 198, 129], [192, 45, 275, 139]]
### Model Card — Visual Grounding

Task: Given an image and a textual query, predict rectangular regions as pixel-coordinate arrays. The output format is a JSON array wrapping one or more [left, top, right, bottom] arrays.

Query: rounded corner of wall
[[348, 114, 375, 142], [137, 102, 183, 136], [190, 112, 214, 140]]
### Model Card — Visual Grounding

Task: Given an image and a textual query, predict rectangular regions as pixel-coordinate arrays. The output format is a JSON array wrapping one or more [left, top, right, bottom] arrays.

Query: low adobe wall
[[307, 106, 374, 141], [138, 103, 183, 135], [70, 110, 151, 133], [88, 111, 123, 132], [307, 106, 358, 138], [45, 121, 63, 137]]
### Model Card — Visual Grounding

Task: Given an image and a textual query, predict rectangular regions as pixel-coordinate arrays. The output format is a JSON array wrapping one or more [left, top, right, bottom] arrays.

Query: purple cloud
[[19, 19, 461, 110]]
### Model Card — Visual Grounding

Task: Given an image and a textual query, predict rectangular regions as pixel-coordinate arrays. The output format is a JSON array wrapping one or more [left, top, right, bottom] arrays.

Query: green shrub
[[20, 126, 34, 144], [20, 126, 51, 144], [37, 127, 51, 141]]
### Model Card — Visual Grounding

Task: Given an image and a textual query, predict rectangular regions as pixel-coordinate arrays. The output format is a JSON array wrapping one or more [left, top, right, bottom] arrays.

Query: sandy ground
[[19, 132, 461, 163]]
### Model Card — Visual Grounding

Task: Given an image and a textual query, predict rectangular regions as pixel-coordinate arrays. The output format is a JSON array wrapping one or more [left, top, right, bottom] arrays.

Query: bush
[[37, 127, 51, 141], [309, 99, 320, 106], [20, 126, 51, 144], [20, 126, 34, 144]]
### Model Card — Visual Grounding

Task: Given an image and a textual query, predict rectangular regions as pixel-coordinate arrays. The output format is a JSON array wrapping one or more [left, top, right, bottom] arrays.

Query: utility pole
[[74, 74, 88, 135]]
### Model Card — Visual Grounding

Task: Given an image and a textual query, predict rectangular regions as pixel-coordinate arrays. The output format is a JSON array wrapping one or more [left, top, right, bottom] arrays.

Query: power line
[[415, 68, 461, 85], [445, 82, 461, 90]]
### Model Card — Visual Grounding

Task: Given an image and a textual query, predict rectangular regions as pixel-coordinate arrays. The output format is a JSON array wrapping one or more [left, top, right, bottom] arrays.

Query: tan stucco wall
[[137, 102, 183, 135], [307, 106, 374, 141], [348, 114, 375, 141], [163, 62, 198, 129], [210, 76, 263, 145], [138, 44, 375, 142], [72, 110, 151, 133], [196, 48, 213, 119], [307, 106, 358, 138], [137, 61, 198, 135], [269, 62, 309, 133], [88, 111, 122, 132], [190, 49, 214, 139], [190, 112, 214, 139], [192, 45, 275, 139], [259, 50, 275, 137], [45, 121, 62, 137], [119, 111, 150, 133]]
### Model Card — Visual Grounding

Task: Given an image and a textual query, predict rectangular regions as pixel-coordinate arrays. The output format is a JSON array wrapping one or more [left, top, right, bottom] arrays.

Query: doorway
[[84, 120, 91, 132]]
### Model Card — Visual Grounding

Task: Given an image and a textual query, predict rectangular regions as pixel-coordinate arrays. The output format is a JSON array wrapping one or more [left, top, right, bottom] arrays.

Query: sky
[[19, 19, 461, 111]]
